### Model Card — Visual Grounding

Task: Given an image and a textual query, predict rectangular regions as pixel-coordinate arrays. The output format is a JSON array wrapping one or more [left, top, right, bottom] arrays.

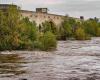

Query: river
[[0, 37, 100, 80]]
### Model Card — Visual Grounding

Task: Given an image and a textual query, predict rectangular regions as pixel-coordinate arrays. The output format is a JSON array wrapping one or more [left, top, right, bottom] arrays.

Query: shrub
[[58, 26, 67, 40], [96, 28, 100, 37], [33, 40, 42, 50], [40, 31, 57, 51], [75, 27, 91, 40]]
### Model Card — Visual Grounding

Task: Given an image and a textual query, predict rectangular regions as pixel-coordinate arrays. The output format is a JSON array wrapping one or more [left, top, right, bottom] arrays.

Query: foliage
[[58, 17, 77, 40], [59, 18, 73, 40], [40, 31, 57, 51], [60, 16, 100, 40], [96, 28, 100, 37], [42, 21, 58, 35], [58, 26, 66, 40], [0, 5, 38, 50], [0, 4, 100, 51], [83, 20, 99, 36], [74, 27, 91, 40]]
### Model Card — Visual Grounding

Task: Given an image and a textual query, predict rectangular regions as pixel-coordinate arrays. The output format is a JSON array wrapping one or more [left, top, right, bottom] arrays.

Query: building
[[36, 8, 48, 13], [0, 4, 64, 26], [0, 4, 18, 11], [21, 8, 64, 26]]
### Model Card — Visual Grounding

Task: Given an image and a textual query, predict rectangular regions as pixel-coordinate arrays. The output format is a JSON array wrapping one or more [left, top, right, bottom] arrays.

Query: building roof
[[21, 10, 34, 13]]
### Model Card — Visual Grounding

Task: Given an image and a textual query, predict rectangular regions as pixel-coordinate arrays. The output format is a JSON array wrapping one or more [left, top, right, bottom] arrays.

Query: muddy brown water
[[0, 37, 100, 80]]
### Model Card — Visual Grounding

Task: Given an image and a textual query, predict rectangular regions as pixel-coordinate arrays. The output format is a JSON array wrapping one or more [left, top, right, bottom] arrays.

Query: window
[[42, 9, 47, 13]]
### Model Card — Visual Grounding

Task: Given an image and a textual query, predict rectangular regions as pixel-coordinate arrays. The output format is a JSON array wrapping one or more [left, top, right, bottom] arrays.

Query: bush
[[40, 31, 57, 51], [75, 27, 91, 40], [96, 28, 100, 37]]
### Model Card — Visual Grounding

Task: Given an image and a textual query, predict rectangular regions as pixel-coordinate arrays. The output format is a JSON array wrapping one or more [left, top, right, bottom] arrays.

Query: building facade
[[0, 4, 63, 25], [0, 4, 84, 28], [21, 8, 64, 26], [0, 4, 64, 26]]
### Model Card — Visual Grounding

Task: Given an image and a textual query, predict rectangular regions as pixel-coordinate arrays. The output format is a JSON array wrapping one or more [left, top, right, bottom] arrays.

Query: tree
[[59, 16, 73, 40], [62, 21, 73, 37], [0, 5, 57, 51], [74, 27, 90, 40], [42, 21, 58, 35], [40, 31, 57, 51], [17, 17, 37, 50], [5, 5, 21, 49], [83, 19, 99, 36]]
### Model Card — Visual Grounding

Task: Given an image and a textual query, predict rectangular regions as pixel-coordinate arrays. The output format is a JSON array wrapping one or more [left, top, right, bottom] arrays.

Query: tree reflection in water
[[0, 54, 26, 77]]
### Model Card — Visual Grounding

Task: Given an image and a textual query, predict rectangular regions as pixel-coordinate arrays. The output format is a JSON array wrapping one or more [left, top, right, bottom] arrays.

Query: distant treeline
[[0, 5, 100, 51]]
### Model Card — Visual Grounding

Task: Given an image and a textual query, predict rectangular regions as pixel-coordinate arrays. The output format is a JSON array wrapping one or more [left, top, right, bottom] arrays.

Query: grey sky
[[1, 0, 100, 19]]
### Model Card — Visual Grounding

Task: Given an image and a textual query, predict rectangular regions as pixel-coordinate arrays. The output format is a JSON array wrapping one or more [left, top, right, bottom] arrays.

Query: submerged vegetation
[[0, 5, 100, 50]]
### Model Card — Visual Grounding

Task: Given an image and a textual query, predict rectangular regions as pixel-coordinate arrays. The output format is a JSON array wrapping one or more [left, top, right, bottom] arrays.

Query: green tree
[[18, 17, 37, 50], [42, 21, 58, 35], [59, 17, 73, 40], [74, 27, 90, 40], [40, 31, 57, 51], [62, 21, 73, 37], [0, 5, 58, 51], [83, 19, 99, 36]]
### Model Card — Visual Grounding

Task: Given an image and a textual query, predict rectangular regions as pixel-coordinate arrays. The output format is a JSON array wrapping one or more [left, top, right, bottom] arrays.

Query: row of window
[[30, 14, 61, 19]]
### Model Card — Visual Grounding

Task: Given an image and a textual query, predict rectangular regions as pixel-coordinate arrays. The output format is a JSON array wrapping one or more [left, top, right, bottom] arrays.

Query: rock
[[68, 77, 80, 80]]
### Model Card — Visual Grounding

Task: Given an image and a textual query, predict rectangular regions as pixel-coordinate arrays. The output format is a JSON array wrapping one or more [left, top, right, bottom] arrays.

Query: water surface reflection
[[0, 38, 100, 80], [0, 54, 26, 78]]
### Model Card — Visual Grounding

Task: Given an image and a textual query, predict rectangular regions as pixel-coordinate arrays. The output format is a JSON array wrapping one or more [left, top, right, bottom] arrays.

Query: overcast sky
[[1, 0, 100, 19]]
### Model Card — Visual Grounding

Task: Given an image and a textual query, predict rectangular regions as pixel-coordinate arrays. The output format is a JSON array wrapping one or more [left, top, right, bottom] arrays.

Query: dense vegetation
[[0, 6, 57, 51], [59, 16, 100, 40], [0, 5, 100, 51]]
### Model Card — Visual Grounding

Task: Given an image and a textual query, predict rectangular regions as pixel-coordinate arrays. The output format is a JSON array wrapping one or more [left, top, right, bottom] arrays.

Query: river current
[[0, 37, 100, 80]]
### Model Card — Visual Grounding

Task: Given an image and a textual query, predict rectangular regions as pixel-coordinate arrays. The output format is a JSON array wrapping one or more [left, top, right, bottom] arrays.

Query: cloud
[[15, 0, 65, 5], [1, 0, 100, 18]]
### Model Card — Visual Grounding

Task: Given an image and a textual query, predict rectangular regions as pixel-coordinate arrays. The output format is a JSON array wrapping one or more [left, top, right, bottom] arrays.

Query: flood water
[[0, 37, 100, 80]]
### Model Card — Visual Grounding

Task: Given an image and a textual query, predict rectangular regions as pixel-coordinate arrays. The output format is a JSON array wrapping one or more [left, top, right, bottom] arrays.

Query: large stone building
[[21, 8, 64, 26], [0, 4, 64, 26]]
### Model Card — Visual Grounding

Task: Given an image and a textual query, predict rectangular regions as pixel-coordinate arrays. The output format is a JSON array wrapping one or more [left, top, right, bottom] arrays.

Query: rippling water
[[0, 37, 100, 80]]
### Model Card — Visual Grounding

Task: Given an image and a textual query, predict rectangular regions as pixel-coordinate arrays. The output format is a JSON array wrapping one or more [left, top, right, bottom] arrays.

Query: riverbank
[[1, 37, 100, 56]]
